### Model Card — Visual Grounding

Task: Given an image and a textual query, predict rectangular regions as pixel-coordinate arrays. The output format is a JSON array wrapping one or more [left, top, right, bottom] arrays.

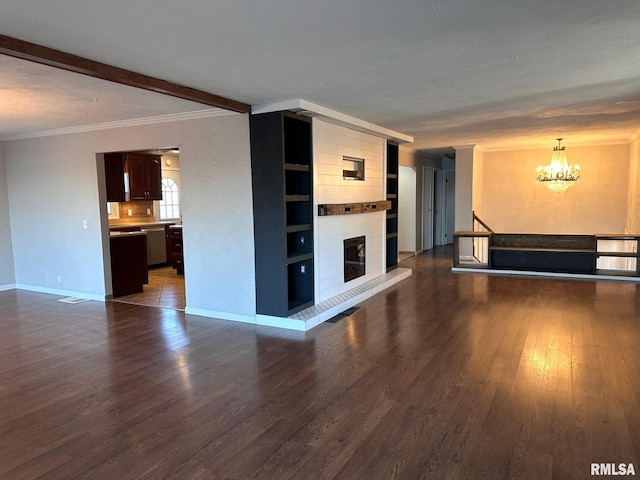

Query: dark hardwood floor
[[1, 247, 639, 479]]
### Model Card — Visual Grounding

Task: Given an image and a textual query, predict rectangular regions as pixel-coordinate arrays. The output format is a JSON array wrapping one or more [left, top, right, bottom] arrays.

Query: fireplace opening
[[344, 236, 365, 282]]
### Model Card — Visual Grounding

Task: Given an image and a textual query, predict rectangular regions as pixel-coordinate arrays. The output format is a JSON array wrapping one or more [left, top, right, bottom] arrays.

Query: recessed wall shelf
[[343, 156, 365, 181]]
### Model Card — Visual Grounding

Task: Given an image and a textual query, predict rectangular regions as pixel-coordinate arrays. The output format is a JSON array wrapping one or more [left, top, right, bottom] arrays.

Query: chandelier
[[536, 138, 581, 193]]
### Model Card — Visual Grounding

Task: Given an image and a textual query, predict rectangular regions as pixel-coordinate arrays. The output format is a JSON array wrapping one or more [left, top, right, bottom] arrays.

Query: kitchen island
[[109, 231, 148, 297]]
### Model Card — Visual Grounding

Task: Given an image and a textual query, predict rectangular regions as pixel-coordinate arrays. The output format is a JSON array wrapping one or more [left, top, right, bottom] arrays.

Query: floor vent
[[58, 297, 89, 304], [325, 306, 360, 323]]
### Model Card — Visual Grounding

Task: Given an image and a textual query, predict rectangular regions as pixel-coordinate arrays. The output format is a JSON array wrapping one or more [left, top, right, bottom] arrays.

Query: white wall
[[398, 166, 416, 252], [626, 136, 640, 234], [481, 144, 629, 234], [472, 148, 484, 218], [313, 119, 385, 302], [5, 114, 257, 318], [0, 142, 16, 288], [454, 146, 475, 233]]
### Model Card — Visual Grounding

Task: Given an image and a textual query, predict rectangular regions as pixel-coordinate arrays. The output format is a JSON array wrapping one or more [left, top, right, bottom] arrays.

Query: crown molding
[[452, 144, 477, 151], [252, 99, 413, 144], [0, 34, 250, 113], [0, 108, 238, 141], [479, 136, 634, 152]]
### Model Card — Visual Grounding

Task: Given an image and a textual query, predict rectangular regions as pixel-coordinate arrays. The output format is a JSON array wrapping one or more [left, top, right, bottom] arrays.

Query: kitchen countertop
[[109, 221, 179, 229], [109, 231, 148, 237]]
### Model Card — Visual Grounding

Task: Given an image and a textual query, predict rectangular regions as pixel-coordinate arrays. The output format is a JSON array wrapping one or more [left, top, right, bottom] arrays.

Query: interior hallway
[[1, 247, 639, 479]]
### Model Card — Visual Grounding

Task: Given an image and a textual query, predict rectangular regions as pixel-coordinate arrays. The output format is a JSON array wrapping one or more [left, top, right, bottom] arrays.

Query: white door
[[445, 170, 456, 245], [398, 166, 416, 253], [434, 170, 445, 245], [422, 167, 434, 251]]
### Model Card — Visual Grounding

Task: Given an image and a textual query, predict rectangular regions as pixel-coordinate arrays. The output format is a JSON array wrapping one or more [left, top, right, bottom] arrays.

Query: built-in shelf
[[596, 251, 637, 257], [251, 111, 314, 317], [286, 224, 311, 233], [386, 141, 399, 272], [284, 163, 310, 171], [285, 194, 311, 202], [286, 252, 314, 265], [342, 156, 365, 181], [596, 269, 640, 277], [287, 299, 314, 315]]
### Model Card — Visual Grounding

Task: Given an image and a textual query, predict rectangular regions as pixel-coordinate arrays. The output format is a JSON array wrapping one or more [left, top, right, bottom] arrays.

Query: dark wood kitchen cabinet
[[104, 152, 163, 202], [125, 153, 162, 200], [109, 233, 149, 297], [166, 225, 184, 274]]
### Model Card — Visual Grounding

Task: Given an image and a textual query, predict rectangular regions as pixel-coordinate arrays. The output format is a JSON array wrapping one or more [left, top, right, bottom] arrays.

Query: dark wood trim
[[0, 34, 251, 113], [317, 200, 391, 216]]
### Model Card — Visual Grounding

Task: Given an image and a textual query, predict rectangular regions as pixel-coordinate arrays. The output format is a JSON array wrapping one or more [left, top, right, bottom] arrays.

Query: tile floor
[[114, 265, 185, 310]]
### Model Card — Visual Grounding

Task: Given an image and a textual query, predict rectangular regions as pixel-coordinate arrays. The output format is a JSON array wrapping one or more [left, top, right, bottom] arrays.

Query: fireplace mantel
[[317, 200, 391, 216]]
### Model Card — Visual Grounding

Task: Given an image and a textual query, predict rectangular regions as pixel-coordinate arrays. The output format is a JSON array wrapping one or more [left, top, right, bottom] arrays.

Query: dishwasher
[[141, 227, 167, 266]]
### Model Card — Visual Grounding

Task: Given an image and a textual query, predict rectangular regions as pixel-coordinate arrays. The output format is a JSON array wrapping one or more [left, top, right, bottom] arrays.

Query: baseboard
[[185, 306, 256, 325], [0, 284, 16, 292], [14, 284, 106, 301], [451, 267, 640, 283], [256, 314, 306, 331]]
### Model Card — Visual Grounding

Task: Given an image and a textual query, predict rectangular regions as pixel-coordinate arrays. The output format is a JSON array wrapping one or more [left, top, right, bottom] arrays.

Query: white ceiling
[[1, 0, 640, 152], [0, 55, 217, 138]]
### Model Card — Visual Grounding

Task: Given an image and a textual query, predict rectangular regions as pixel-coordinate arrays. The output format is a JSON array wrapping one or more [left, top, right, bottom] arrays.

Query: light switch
[[82, 220, 88, 229]]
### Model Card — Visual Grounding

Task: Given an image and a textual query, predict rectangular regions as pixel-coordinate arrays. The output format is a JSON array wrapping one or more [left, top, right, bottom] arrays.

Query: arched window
[[159, 178, 180, 220]]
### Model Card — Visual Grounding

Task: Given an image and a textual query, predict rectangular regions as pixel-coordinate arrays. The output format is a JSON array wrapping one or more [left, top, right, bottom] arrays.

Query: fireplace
[[344, 236, 366, 282]]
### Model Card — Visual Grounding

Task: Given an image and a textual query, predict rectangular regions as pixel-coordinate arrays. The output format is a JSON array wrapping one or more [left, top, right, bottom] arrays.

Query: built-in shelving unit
[[595, 234, 640, 276], [250, 111, 314, 316], [386, 141, 399, 272]]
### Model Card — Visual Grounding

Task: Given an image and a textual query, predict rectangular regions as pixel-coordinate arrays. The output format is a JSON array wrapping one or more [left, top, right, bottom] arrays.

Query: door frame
[[422, 166, 434, 252]]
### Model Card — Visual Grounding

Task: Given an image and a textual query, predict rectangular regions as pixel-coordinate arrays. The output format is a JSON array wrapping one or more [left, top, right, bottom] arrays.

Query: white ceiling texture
[[1, 0, 640, 152]]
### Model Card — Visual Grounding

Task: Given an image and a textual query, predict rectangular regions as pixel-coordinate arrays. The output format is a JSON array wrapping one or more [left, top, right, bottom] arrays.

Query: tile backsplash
[[109, 200, 155, 225]]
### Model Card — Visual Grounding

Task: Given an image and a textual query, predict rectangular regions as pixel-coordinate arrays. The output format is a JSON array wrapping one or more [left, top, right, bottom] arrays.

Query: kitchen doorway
[[103, 147, 186, 310]]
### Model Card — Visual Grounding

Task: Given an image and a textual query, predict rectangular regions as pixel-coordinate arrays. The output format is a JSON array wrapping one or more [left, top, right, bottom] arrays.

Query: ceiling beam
[[0, 34, 251, 114]]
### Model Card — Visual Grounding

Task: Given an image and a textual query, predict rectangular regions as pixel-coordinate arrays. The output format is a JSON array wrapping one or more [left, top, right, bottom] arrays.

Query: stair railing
[[452, 211, 492, 268]]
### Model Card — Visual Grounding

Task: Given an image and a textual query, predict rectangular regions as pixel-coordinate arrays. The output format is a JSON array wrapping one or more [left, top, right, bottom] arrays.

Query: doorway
[[422, 166, 434, 252], [398, 166, 417, 255], [103, 148, 186, 310], [434, 169, 455, 246]]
